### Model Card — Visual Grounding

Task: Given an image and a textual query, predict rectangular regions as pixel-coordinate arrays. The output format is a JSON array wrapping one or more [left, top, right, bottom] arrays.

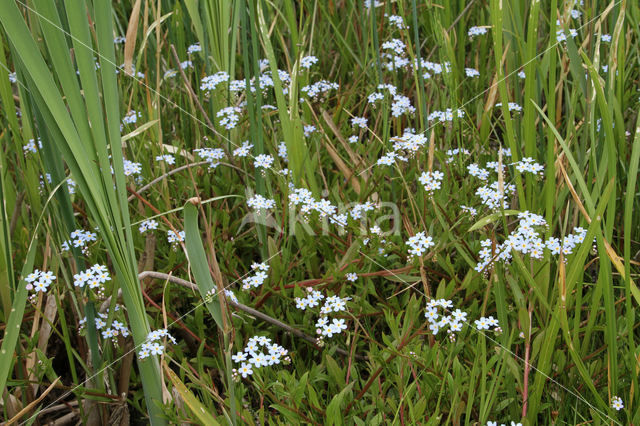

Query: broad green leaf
[[183, 202, 223, 329]]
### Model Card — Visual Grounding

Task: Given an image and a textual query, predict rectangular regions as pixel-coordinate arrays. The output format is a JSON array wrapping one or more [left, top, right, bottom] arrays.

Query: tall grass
[[0, 0, 639, 424], [0, 2, 165, 424]]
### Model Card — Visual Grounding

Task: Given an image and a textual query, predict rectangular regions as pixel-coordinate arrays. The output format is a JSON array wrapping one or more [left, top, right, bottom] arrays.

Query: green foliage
[[0, 0, 638, 425]]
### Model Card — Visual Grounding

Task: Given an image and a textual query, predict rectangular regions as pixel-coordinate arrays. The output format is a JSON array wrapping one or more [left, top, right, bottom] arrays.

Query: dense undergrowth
[[0, 0, 639, 424]]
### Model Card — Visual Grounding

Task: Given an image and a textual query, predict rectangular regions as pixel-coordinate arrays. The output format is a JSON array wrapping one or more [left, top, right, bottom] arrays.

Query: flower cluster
[[217, 106, 242, 129], [288, 187, 347, 227], [392, 129, 427, 156], [122, 110, 141, 125], [387, 14, 406, 29], [73, 264, 111, 290], [406, 232, 435, 257], [415, 58, 450, 79], [62, 229, 97, 252], [445, 148, 471, 163], [556, 27, 578, 43], [475, 212, 591, 273], [80, 306, 112, 329], [300, 55, 318, 69], [376, 129, 428, 167], [611, 395, 624, 411], [487, 421, 522, 426], [23, 138, 42, 154], [241, 262, 269, 290], [254, 154, 274, 171], [424, 299, 467, 337], [428, 108, 465, 123], [351, 116, 368, 129], [419, 170, 444, 193], [187, 43, 201, 54], [468, 26, 489, 38], [232, 336, 290, 379], [514, 157, 544, 175], [123, 159, 142, 176], [80, 305, 128, 340], [155, 154, 175, 165], [303, 125, 317, 137], [349, 201, 376, 220], [301, 80, 339, 100], [460, 205, 477, 216], [233, 141, 253, 158], [200, 71, 229, 91], [195, 147, 226, 169], [391, 94, 415, 117], [381, 39, 410, 71], [247, 194, 276, 211], [474, 316, 500, 331], [167, 230, 185, 248], [295, 288, 350, 338], [277, 141, 288, 161], [139, 219, 159, 234], [467, 164, 488, 181], [138, 328, 177, 359], [25, 270, 56, 293], [545, 227, 588, 256], [495, 102, 523, 113], [475, 182, 516, 210], [465, 67, 480, 78]]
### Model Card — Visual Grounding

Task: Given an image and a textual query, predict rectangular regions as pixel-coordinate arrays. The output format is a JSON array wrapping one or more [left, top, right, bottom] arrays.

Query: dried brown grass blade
[[5, 377, 61, 425], [123, 0, 142, 76]]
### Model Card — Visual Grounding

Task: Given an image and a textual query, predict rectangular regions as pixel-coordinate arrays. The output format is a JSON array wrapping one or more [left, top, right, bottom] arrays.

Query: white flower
[[247, 194, 276, 211], [300, 55, 318, 69], [351, 116, 368, 129], [239, 362, 253, 378], [611, 395, 624, 410], [150, 342, 164, 356], [139, 219, 159, 233], [465, 68, 480, 78], [249, 353, 268, 368], [187, 43, 201, 54], [332, 318, 347, 331], [468, 26, 489, 38], [232, 352, 248, 363], [233, 141, 253, 157], [254, 154, 274, 170], [475, 317, 490, 330], [167, 230, 185, 244], [406, 232, 435, 257], [122, 110, 141, 125], [155, 154, 175, 165]]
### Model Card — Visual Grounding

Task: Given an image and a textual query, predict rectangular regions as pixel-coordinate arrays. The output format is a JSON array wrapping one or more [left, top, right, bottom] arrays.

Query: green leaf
[[183, 202, 223, 330], [164, 363, 220, 425], [325, 381, 355, 426], [468, 210, 520, 232]]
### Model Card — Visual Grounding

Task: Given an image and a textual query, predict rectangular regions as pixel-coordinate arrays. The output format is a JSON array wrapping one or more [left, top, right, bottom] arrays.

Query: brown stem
[[137, 271, 365, 360]]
